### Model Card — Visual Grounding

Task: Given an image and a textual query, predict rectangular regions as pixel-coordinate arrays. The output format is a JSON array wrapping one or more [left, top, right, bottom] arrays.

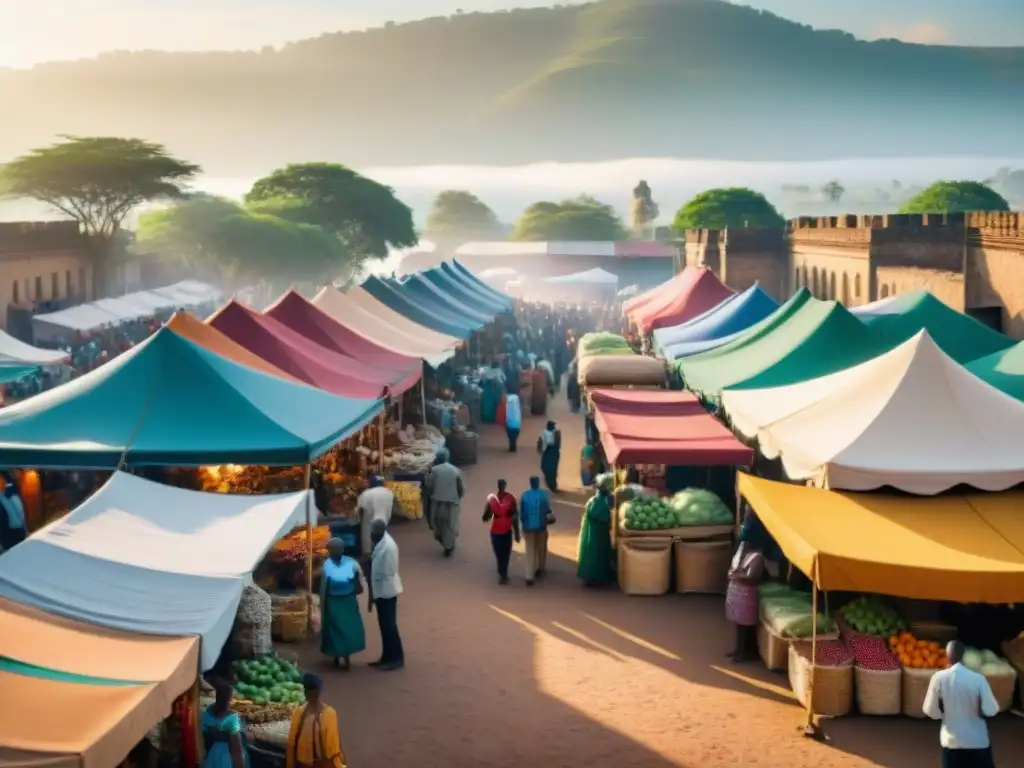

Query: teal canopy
[[677, 288, 887, 400], [966, 342, 1024, 402], [449, 261, 514, 307], [0, 327, 383, 469], [0, 365, 39, 384]]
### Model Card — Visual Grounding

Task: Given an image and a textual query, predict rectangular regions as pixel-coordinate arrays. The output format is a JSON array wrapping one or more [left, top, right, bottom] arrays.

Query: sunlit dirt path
[[297, 394, 1024, 768]]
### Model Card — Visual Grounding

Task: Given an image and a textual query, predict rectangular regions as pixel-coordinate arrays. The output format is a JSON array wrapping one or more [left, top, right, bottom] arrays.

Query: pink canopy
[[630, 268, 734, 333], [622, 270, 693, 315]]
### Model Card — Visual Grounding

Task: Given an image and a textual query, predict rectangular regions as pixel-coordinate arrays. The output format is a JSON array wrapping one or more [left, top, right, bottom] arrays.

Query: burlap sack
[[578, 355, 666, 388]]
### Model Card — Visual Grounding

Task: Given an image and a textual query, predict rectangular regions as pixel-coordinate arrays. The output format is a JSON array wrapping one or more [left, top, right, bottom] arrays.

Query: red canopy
[[591, 389, 753, 466], [632, 268, 734, 333], [206, 301, 388, 399], [264, 291, 422, 395]]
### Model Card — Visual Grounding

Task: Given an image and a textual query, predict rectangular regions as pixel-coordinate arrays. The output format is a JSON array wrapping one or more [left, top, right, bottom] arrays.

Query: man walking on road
[[424, 449, 465, 557], [923, 640, 999, 768], [368, 519, 404, 671], [356, 475, 400, 559], [482, 478, 519, 585], [519, 476, 554, 586]]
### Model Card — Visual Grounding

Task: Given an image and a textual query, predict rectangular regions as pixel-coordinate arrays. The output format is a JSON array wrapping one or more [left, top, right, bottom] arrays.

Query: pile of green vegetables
[[666, 488, 733, 526], [578, 332, 632, 358], [759, 584, 837, 638], [621, 496, 680, 531], [231, 653, 307, 705], [839, 596, 907, 637]]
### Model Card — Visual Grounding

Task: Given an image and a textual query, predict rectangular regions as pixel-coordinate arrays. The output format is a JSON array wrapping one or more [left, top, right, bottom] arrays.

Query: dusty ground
[[297, 395, 1024, 768]]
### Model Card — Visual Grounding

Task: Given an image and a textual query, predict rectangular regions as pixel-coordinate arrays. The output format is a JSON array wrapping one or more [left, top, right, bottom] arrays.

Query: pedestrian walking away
[[424, 449, 465, 556], [504, 392, 522, 452], [482, 478, 519, 584], [368, 519, 405, 671], [537, 420, 562, 492], [923, 640, 1000, 768], [519, 476, 555, 586]]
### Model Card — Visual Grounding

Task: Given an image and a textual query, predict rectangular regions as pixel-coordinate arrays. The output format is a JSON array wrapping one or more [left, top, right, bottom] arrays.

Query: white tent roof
[[0, 472, 310, 669], [32, 303, 123, 332], [92, 296, 154, 323], [0, 329, 69, 365], [543, 268, 618, 285], [722, 331, 1024, 494], [849, 290, 923, 318], [123, 290, 181, 312], [165, 280, 223, 303]]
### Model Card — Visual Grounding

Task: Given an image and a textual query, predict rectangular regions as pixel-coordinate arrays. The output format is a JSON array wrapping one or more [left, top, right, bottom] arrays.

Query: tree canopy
[[0, 135, 199, 240], [135, 195, 344, 283], [672, 188, 785, 231], [899, 181, 1010, 214], [423, 190, 502, 242], [511, 195, 626, 241], [244, 163, 417, 260]]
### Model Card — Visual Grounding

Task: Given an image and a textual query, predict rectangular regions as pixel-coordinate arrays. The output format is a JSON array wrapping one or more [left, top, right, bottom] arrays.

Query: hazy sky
[[2, 0, 1022, 68]]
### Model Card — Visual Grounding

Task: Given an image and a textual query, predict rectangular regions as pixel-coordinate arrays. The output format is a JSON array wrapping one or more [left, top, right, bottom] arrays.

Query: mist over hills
[[2, 0, 1022, 174]]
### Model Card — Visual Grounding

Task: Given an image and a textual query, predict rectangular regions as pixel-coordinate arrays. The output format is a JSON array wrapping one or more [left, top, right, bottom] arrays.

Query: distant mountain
[[2, 0, 1022, 174]]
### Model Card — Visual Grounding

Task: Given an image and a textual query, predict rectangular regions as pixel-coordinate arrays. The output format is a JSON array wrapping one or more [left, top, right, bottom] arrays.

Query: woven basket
[[269, 592, 306, 613], [788, 644, 854, 717], [618, 537, 672, 596], [757, 619, 790, 672], [271, 610, 308, 643], [902, 667, 940, 718], [446, 431, 479, 466], [855, 666, 902, 716], [985, 671, 1017, 713], [673, 539, 730, 594]]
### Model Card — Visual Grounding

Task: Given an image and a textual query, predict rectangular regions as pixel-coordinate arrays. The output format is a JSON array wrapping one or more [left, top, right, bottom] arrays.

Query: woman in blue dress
[[319, 537, 367, 670], [202, 679, 248, 768]]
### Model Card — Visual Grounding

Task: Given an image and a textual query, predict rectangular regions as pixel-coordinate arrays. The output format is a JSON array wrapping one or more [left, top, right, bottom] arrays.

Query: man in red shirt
[[482, 478, 520, 585]]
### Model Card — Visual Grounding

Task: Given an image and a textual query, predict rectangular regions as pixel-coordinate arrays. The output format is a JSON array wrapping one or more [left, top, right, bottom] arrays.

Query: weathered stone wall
[[789, 218, 871, 305], [720, 228, 787, 299], [965, 213, 1024, 337]]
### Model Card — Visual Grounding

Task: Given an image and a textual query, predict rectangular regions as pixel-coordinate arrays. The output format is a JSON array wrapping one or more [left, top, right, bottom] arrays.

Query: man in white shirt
[[368, 519, 404, 671], [922, 641, 999, 768], [356, 476, 399, 557]]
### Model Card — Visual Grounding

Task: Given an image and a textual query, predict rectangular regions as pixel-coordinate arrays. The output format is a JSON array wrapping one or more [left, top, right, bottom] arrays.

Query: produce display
[[845, 632, 901, 671], [792, 639, 854, 667], [839, 596, 907, 637], [760, 587, 837, 638], [962, 646, 1015, 676], [383, 424, 447, 474], [665, 488, 733, 526], [578, 332, 631, 357], [231, 653, 307, 706], [888, 632, 948, 669], [200, 465, 306, 494], [270, 526, 331, 566], [386, 480, 424, 520], [620, 496, 683, 531]]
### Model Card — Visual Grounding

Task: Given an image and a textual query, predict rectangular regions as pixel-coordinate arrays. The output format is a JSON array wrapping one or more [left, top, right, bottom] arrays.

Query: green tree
[[672, 187, 785, 230], [821, 180, 845, 204], [244, 163, 417, 261], [512, 195, 626, 241], [136, 195, 342, 284], [899, 181, 1009, 214], [423, 190, 502, 242], [0, 135, 199, 293]]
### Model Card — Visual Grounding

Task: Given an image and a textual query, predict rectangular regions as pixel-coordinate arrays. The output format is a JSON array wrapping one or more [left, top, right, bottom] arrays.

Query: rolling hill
[[1, 0, 1022, 173]]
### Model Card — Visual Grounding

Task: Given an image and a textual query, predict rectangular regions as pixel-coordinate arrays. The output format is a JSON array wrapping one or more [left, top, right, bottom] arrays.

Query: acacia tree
[[423, 190, 502, 243], [821, 180, 845, 204], [512, 195, 626, 241], [245, 163, 417, 266], [672, 187, 785, 230], [899, 181, 1009, 214], [1, 136, 199, 293]]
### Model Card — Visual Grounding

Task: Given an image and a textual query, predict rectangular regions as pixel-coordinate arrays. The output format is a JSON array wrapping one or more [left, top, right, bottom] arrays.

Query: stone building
[[678, 211, 1024, 337]]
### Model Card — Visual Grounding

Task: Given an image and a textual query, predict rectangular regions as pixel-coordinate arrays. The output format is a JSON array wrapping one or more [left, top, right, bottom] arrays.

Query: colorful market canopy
[[543, 268, 619, 285], [723, 331, 1024, 494], [738, 473, 1024, 604], [314, 287, 457, 367], [859, 290, 1013, 363], [361, 276, 474, 339], [166, 312, 300, 383], [392, 274, 491, 327], [264, 291, 421, 395], [590, 388, 753, 466], [0, 327, 382, 468], [0, 472, 310, 669], [207, 302, 389, 399], [424, 265, 507, 314], [849, 293, 905, 318], [676, 289, 886, 400], [0, 364, 39, 384], [0, 597, 199, 768], [444, 261, 514, 309], [654, 283, 779, 359], [0, 329, 69, 366], [966, 341, 1024, 402], [631, 268, 735, 333], [622, 270, 686, 315]]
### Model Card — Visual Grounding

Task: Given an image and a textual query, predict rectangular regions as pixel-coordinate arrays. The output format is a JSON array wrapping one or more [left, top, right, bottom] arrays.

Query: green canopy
[[860, 290, 1013, 363], [966, 342, 1024, 402], [0, 327, 383, 469], [677, 288, 886, 399]]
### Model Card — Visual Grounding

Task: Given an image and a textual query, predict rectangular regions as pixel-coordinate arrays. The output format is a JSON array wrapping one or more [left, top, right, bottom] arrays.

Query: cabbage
[[981, 649, 1001, 665], [980, 662, 1010, 676], [786, 614, 838, 639], [667, 488, 734, 526], [962, 649, 984, 671]]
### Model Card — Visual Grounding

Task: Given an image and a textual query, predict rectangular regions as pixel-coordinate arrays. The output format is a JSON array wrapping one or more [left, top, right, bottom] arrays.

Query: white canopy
[[0, 329, 69, 365], [478, 267, 518, 279], [166, 280, 223, 304], [721, 331, 1024, 494], [0, 472, 310, 669], [32, 304, 123, 333], [543, 268, 618, 285], [848, 290, 922, 317], [91, 296, 154, 323], [123, 290, 182, 312]]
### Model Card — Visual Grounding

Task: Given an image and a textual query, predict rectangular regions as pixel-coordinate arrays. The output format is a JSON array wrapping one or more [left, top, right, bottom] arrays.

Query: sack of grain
[[233, 584, 273, 657], [578, 355, 666, 388]]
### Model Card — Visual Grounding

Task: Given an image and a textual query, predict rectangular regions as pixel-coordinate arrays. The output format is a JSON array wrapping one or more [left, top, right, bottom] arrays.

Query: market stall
[[621, 268, 692, 317], [966, 339, 1024, 402], [722, 331, 1024, 493], [629, 267, 734, 335], [446, 261, 515, 310], [361, 276, 477, 340], [423, 265, 508, 316], [653, 284, 779, 360], [0, 328, 70, 366], [738, 472, 1024, 723]]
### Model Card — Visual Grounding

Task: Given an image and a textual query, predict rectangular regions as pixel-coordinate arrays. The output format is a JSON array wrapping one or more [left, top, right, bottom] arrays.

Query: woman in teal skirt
[[202, 679, 248, 768], [320, 537, 367, 670]]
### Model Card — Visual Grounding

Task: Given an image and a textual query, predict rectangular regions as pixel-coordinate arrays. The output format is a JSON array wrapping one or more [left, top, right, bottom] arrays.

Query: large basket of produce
[[842, 632, 902, 715], [674, 539, 730, 594], [385, 480, 424, 520], [838, 596, 908, 639], [962, 646, 1017, 712], [578, 354, 665, 388], [446, 429, 479, 466], [902, 667, 940, 718], [757, 619, 791, 672], [618, 537, 673, 596], [578, 332, 632, 358], [233, 584, 273, 658], [231, 653, 307, 707], [788, 641, 855, 718], [271, 610, 308, 643], [759, 587, 838, 643]]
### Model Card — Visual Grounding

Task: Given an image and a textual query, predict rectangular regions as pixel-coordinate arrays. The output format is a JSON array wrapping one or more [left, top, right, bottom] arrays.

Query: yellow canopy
[[737, 473, 1024, 604]]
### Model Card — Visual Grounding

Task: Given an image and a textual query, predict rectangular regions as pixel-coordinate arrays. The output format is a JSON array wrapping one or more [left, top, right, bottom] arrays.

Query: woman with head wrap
[[536, 420, 561, 492], [319, 538, 367, 670], [725, 508, 767, 663], [202, 678, 248, 768], [576, 475, 615, 586], [285, 674, 346, 768]]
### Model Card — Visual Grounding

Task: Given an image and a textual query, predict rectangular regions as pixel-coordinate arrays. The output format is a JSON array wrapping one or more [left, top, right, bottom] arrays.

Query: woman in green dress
[[319, 538, 367, 670], [577, 478, 615, 586]]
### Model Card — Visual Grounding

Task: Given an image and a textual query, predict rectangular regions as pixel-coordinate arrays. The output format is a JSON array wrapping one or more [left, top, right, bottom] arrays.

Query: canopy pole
[[303, 464, 314, 632], [190, 675, 203, 768], [379, 408, 386, 475], [420, 377, 427, 427], [803, 558, 824, 740]]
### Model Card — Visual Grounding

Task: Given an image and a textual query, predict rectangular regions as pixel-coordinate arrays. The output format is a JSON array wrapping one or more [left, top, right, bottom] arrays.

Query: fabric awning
[[165, 312, 300, 382], [362, 276, 474, 339], [654, 283, 779, 360], [448, 261, 513, 307], [621, 270, 688, 315], [543, 268, 619, 285], [738, 473, 1024, 604], [0, 472, 310, 669], [630, 268, 735, 334], [967, 340, 1024, 402], [0, 330, 70, 366]]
